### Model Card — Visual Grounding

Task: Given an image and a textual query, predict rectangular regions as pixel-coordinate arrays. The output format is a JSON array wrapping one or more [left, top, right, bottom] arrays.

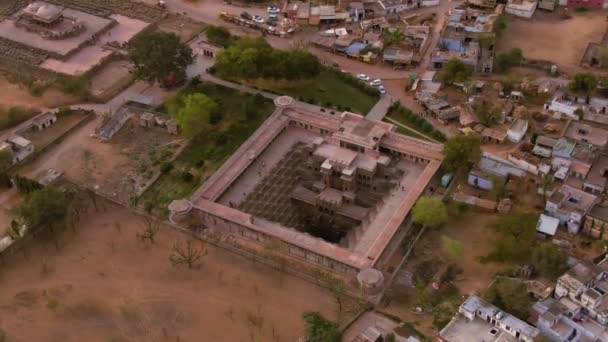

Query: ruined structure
[[170, 97, 442, 275]]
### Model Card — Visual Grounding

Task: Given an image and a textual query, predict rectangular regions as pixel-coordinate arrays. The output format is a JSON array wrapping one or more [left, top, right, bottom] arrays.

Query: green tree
[[568, 72, 597, 95], [532, 243, 568, 279], [18, 186, 67, 230], [483, 279, 531, 321], [442, 135, 481, 172], [0, 149, 13, 188], [412, 197, 448, 228], [597, 47, 608, 69], [205, 25, 234, 47], [476, 33, 495, 50], [493, 15, 507, 34], [128, 31, 193, 87], [441, 235, 463, 261], [488, 211, 537, 263], [302, 312, 341, 342], [168, 93, 218, 137], [495, 48, 523, 72], [14, 174, 43, 194], [382, 28, 405, 47], [438, 58, 474, 85]]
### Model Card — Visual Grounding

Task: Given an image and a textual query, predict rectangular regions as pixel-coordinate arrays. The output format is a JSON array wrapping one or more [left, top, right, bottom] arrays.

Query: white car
[[252, 15, 265, 24], [357, 74, 370, 81], [378, 85, 386, 94], [267, 6, 280, 14], [369, 79, 382, 87]]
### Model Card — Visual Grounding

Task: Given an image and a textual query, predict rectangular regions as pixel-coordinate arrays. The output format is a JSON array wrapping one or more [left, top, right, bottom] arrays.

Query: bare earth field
[[0, 200, 336, 341], [498, 11, 607, 71], [0, 76, 78, 109]]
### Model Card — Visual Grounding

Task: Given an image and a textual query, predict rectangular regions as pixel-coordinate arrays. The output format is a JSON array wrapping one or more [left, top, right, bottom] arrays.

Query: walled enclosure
[[172, 97, 443, 276]]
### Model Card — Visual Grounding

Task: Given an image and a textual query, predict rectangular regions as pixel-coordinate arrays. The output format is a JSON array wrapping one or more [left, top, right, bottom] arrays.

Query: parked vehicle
[[369, 79, 382, 87], [378, 85, 386, 94], [252, 15, 265, 24], [267, 6, 280, 14], [357, 74, 370, 81], [240, 12, 252, 20], [267, 17, 278, 26]]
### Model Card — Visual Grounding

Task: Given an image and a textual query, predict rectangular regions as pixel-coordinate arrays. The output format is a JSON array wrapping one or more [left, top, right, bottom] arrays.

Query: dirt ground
[[89, 60, 132, 99], [0, 199, 337, 341], [497, 11, 607, 72], [158, 14, 206, 42], [19, 116, 182, 204], [0, 76, 78, 110]]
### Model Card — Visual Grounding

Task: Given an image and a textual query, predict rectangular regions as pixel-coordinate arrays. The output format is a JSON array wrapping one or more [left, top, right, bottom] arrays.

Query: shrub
[[181, 171, 194, 183], [160, 161, 174, 174]]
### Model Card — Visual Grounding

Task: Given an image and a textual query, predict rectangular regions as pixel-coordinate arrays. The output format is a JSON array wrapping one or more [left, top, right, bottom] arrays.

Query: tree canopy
[[128, 31, 193, 87], [487, 211, 538, 263], [442, 135, 481, 172], [412, 197, 448, 228], [168, 93, 218, 137], [302, 312, 341, 342], [438, 58, 473, 85], [568, 72, 598, 94], [0, 149, 12, 188], [213, 37, 321, 80], [382, 28, 405, 47], [495, 48, 523, 73], [493, 15, 507, 34], [483, 279, 532, 321], [532, 243, 568, 279], [18, 186, 67, 229], [205, 25, 234, 47]]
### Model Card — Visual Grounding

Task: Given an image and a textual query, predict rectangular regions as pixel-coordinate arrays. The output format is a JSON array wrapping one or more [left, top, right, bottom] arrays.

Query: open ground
[[497, 11, 607, 72], [0, 198, 342, 341]]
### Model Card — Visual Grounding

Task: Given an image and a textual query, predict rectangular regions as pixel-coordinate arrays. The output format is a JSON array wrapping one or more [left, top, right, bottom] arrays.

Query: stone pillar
[[357, 268, 385, 305], [168, 199, 193, 225]]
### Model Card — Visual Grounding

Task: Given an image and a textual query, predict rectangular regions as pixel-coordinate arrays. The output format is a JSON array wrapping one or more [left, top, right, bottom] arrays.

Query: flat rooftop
[[440, 315, 519, 342], [565, 121, 608, 148], [0, 3, 113, 57]]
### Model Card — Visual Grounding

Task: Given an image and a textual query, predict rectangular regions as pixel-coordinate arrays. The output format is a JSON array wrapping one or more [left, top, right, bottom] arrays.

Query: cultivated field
[[497, 11, 607, 72], [0, 199, 339, 341]]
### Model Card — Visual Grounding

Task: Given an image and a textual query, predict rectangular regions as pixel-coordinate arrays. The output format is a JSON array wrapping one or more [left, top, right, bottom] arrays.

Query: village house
[[32, 111, 57, 131], [507, 118, 528, 143], [505, 0, 537, 18], [479, 152, 527, 178], [6, 135, 34, 162], [545, 184, 598, 234], [583, 204, 608, 239], [439, 295, 539, 342], [467, 169, 502, 190], [533, 136, 557, 158], [583, 153, 608, 195], [564, 121, 608, 149], [530, 258, 608, 342]]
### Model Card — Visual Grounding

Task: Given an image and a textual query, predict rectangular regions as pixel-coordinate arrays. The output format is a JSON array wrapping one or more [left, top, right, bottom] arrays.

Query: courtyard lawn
[[250, 69, 379, 114], [386, 104, 446, 142], [139, 82, 275, 215]]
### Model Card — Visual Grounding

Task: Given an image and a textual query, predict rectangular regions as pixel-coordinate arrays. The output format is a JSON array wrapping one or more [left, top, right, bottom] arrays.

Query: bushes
[[205, 25, 235, 47], [0, 106, 38, 131], [388, 104, 446, 142], [14, 175, 42, 194], [495, 48, 523, 73], [160, 161, 174, 174], [330, 68, 380, 99]]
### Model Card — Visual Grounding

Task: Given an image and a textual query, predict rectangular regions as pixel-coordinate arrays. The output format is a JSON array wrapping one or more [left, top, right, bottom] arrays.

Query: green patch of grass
[[387, 103, 446, 142], [253, 69, 378, 114], [388, 120, 431, 141], [140, 82, 274, 215], [0, 106, 38, 131]]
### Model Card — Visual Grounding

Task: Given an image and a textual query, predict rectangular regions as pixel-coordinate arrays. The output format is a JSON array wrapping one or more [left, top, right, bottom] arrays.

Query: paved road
[[366, 95, 394, 121]]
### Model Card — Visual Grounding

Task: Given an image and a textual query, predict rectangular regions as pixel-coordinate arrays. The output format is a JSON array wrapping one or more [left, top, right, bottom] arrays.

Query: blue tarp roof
[[441, 38, 464, 52], [345, 42, 368, 56]]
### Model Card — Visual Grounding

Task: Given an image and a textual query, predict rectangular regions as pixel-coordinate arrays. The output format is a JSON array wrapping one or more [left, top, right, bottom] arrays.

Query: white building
[[507, 118, 529, 143], [505, 0, 537, 18]]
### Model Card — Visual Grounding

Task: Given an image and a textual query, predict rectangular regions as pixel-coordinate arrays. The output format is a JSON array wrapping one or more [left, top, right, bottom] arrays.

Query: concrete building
[[468, 169, 499, 191], [32, 112, 57, 131], [507, 118, 528, 143], [439, 295, 539, 342], [505, 0, 538, 18], [6, 135, 34, 162], [545, 184, 598, 234], [583, 204, 608, 239], [565, 121, 608, 149], [583, 153, 608, 195]]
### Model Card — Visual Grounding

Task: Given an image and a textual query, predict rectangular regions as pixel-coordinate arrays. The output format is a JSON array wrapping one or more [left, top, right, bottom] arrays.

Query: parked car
[[357, 74, 370, 81], [240, 12, 252, 20], [267, 6, 280, 14], [268, 13, 278, 19], [252, 15, 265, 24], [267, 18, 278, 26], [369, 79, 382, 87], [378, 85, 386, 94]]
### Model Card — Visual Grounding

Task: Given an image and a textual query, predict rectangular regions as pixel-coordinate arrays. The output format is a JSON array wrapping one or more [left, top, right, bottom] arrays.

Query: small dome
[[36, 4, 60, 19]]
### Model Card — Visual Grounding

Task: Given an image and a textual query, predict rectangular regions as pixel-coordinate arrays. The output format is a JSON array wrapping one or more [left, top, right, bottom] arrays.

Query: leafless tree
[[169, 239, 207, 269], [136, 216, 161, 244]]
